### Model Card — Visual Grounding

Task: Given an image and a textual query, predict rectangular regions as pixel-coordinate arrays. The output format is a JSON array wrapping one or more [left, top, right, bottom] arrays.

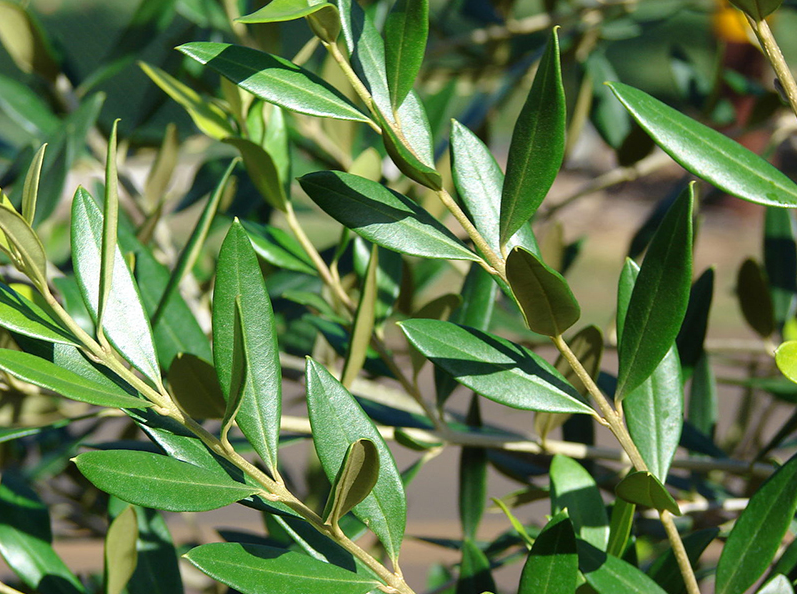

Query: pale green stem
[[748, 16, 797, 121]]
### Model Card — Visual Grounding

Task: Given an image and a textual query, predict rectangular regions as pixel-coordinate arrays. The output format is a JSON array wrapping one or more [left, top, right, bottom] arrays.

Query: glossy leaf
[[450, 119, 538, 257], [384, 0, 428, 109], [305, 358, 406, 561], [401, 319, 593, 414], [71, 187, 161, 386], [139, 61, 234, 140], [0, 349, 148, 408], [506, 245, 580, 336], [607, 499, 635, 558], [716, 451, 797, 594], [225, 137, 287, 211], [167, 354, 226, 419], [729, 0, 783, 19], [0, 201, 48, 289], [21, 143, 46, 224], [377, 108, 442, 189], [185, 543, 380, 594], [616, 184, 693, 401], [178, 43, 370, 123], [0, 282, 78, 345], [323, 438, 380, 526], [74, 450, 260, 512], [518, 511, 577, 594], [579, 539, 668, 594], [608, 82, 797, 207], [456, 538, 495, 594], [500, 28, 566, 246], [299, 171, 478, 260], [237, 0, 338, 29], [738, 258, 775, 338], [213, 220, 282, 471], [776, 341, 797, 384], [242, 220, 316, 275], [459, 396, 487, 540], [550, 455, 609, 550], [615, 471, 680, 515], [758, 575, 795, 594], [764, 207, 797, 326], [104, 505, 138, 594], [341, 244, 378, 388]]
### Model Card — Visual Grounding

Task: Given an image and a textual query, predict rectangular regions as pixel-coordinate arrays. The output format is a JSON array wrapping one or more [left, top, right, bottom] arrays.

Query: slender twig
[[661, 511, 702, 594], [747, 16, 797, 121], [0, 581, 26, 594]]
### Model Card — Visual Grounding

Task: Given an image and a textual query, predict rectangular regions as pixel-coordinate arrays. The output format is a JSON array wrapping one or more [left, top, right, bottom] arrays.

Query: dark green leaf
[[352, 239, 402, 329], [500, 28, 566, 246], [506, 245, 580, 336], [242, 220, 317, 275], [401, 319, 593, 414], [323, 438, 380, 526], [74, 450, 260, 512], [607, 499, 635, 558], [459, 396, 487, 540], [676, 267, 715, 377], [616, 184, 693, 400], [213, 220, 282, 471], [450, 119, 538, 258], [22, 143, 46, 224], [456, 538, 495, 594], [729, 0, 783, 20], [550, 455, 609, 550], [104, 505, 138, 594], [377, 108, 442, 189], [737, 258, 775, 338], [764, 207, 797, 326], [167, 353, 226, 419], [305, 358, 406, 561], [518, 511, 577, 594], [578, 539, 668, 594], [615, 471, 680, 515], [225, 137, 287, 211], [688, 353, 718, 438], [607, 82, 797, 207], [716, 451, 797, 594], [185, 543, 380, 594], [71, 187, 161, 386], [647, 528, 718, 594], [299, 171, 478, 261], [341, 243, 378, 388], [0, 72, 59, 138], [177, 43, 370, 123], [384, 0, 428, 109], [0, 282, 78, 345], [0, 349, 148, 408]]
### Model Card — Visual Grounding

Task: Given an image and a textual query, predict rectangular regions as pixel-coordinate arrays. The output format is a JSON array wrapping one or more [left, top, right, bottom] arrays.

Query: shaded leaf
[[341, 243, 378, 388], [607, 499, 635, 558], [518, 511, 577, 594], [22, 143, 46, 224], [384, 0, 427, 109], [738, 258, 775, 338], [104, 505, 138, 594], [676, 267, 715, 377], [242, 220, 316, 275], [615, 471, 680, 515], [459, 396, 487, 540], [579, 539, 668, 594], [764, 207, 797, 326], [729, 0, 783, 20], [550, 455, 609, 550], [323, 438, 380, 526], [0, 201, 48, 289], [456, 538, 495, 594], [167, 354, 226, 419], [647, 528, 719, 594], [225, 137, 287, 211]]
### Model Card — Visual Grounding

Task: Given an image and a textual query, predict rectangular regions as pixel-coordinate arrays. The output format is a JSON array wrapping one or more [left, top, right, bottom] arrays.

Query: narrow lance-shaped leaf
[[299, 171, 478, 261], [213, 220, 282, 472], [98, 119, 121, 339], [457, 538, 495, 594], [221, 296, 248, 445], [104, 505, 138, 594], [616, 183, 693, 401], [0, 1, 59, 81], [729, 0, 783, 20], [305, 358, 406, 561], [758, 575, 795, 594], [74, 450, 260, 512], [341, 244, 378, 388], [0, 282, 78, 345], [764, 207, 797, 326], [500, 28, 566, 246], [237, 0, 340, 43], [518, 511, 577, 594], [506, 245, 580, 336], [676, 267, 715, 378], [0, 201, 48, 290], [716, 452, 797, 594], [177, 43, 371, 123], [224, 138, 287, 211], [21, 143, 46, 224], [71, 187, 161, 387], [607, 82, 797, 208], [578, 539, 669, 594], [459, 395, 487, 540], [615, 471, 681, 515], [550, 455, 609, 550], [144, 122, 178, 209], [185, 543, 380, 594], [737, 258, 775, 338], [376, 108, 442, 190], [384, 0, 428, 110], [606, 499, 635, 558], [323, 438, 380, 526]]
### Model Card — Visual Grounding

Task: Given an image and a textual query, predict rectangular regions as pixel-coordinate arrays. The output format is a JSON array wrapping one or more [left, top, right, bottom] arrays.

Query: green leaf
[[500, 28, 566, 246], [619, 256, 684, 480], [737, 258, 775, 338], [764, 207, 797, 326], [607, 82, 797, 207], [578, 539, 668, 594], [491, 497, 535, 549], [456, 538, 495, 594], [71, 187, 161, 387], [616, 183, 693, 401], [647, 528, 719, 594], [352, 239, 402, 329], [98, 119, 121, 337], [729, 0, 783, 20], [22, 143, 46, 224], [506, 246, 580, 336], [550, 455, 609, 550], [377, 108, 442, 190], [185, 542, 380, 594], [305, 358, 406, 561], [689, 353, 718, 439], [0, 1, 59, 80], [459, 396, 487, 540], [221, 296, 248, 444], [615, 471, 680, 515], [299, 171, 478, 261], [238, 0, 340, 41], [74, 450, 260, 512], [0, 349, 149, 408], [676, 267, 715, 378], [384, 0, 428, 109], [242, 220, 317, 275], [104, 505, 138, 594], [0, 474, 84, 594], [341, 244, 378, 388], [0, 72, 59, 138], [323, 438, 380, 526], [213, 220, 282, 472], [776, 341, 797, 384], [224, 138, 287, 211], [0, 201, 48, 289], [716, 451, 797, 594], [144, 123, 179, 209], [606, 499, 635, 558], [177, 43, 370, 123], [450, 119, 538, 258], [0, 282, 78, 345], [401, 319, 593, 415], [167, 353, 226, 419], [139, 61, 234, 140], [518, 511, 577, 594]]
